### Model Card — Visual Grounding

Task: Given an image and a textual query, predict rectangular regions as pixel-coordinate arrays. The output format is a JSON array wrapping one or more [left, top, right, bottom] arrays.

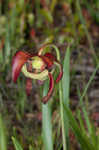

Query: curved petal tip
[[12, 51, 32, 82], [55, 61, 63, 83], [42, 73, 54, 104]]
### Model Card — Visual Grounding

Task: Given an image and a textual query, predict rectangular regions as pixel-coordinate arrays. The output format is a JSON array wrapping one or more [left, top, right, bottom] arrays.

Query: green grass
[[0, 114, 7, 150]]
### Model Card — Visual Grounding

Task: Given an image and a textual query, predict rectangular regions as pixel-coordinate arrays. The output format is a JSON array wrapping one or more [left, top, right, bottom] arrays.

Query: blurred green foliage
[[0, 0, 99, 149]]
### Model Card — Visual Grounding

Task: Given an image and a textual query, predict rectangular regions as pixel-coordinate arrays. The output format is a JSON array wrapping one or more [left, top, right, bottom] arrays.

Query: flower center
[[32, 56, 45, 70]]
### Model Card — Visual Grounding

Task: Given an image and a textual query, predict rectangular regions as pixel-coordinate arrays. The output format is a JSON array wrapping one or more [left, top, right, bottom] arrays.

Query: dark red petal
[[40, 55, 54, 68], [26, 78, 32, 96], [12, 51, 33, 82], [44, 53, 56, 61], [55, 62, 63, 83], [42, 73, 54, 104]]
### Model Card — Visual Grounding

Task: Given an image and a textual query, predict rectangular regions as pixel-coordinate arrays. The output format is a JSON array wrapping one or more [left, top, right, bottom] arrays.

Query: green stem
[[49, 45, 67, 150], [42, 81, 53, 150], [41, 44, 67, 150]]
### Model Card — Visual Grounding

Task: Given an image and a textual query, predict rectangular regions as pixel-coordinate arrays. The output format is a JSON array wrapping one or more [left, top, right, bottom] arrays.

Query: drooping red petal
[[55, 61, 63, 83], [12, 51, 34, 82], [26, 78, 33, 96], [42, 73, 54, 104]]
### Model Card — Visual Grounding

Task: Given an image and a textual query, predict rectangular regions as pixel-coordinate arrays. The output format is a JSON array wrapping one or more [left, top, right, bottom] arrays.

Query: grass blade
[[79, 65, 99, 135], [77, 64, 99, 145], [29, 145, 34, 150], [0, 114, 7, 150], [12, 137, 23, 150], [64, 106, 95, 150], [4, 24, 11, 64], [76, 0, 98, 64]]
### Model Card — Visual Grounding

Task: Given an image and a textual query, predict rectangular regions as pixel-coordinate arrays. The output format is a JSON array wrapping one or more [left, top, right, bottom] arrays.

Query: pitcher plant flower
[[12, 44, 63, 104]]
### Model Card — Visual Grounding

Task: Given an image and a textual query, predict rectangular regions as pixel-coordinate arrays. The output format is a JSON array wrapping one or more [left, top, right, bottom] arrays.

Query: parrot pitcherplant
[[12, 45, 63, 104]]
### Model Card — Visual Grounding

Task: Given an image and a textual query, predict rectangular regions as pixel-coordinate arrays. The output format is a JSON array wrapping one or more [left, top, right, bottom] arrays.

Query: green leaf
[[12, 137, 23, 150], [62, 46, 70, 141], [62, 46, 70, 106], [40, 9, 53, 23], [77, 64, 99, 146], [0, 50, 3, 64], [64, 106, 95, 150], [29, 145, 34, 150], [50, 0, 58, 13], [0, 114, 7, 150], [4, 24, 11, 64]]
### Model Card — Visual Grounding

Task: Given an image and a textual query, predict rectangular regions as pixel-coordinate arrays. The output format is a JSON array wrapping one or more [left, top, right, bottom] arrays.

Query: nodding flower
[[12, 45, 63, 104]]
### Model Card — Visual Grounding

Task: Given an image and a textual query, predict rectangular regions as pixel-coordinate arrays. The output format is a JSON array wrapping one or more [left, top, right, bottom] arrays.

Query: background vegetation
[[0, 0, 99, 150]]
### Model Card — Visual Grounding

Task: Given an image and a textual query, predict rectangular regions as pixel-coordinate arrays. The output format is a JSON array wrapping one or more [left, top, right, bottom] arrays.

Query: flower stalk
[[41, 44, 67, 150]]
